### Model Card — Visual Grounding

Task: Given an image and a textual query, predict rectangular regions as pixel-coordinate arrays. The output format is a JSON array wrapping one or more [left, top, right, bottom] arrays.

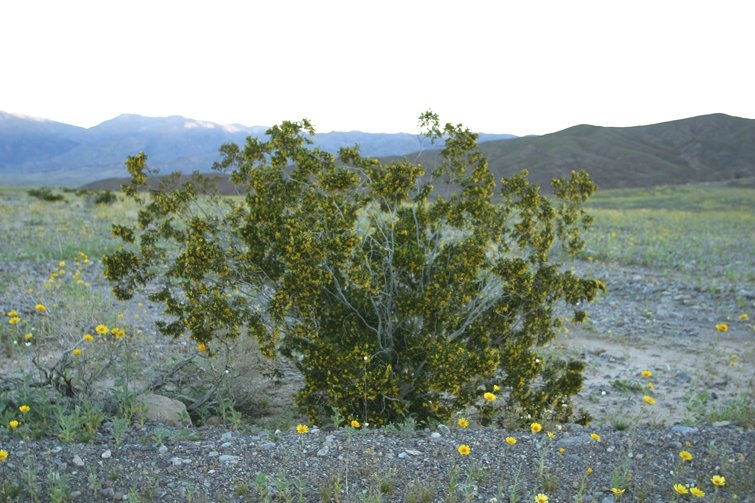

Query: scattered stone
[[72, 454, 84, 467], [101, 449, 111, 459], [218, 454, 241, 463], [671, 425, 699, 434], [437, 424, 451, 435]]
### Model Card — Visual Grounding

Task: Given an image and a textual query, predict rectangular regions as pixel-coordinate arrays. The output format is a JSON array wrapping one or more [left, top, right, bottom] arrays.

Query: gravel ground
[[1, 420, 753, 502]]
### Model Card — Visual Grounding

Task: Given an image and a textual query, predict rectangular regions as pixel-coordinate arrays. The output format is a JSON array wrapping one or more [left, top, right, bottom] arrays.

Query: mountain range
[[1, 111, 753, 189], [0, 112, 513, 187]]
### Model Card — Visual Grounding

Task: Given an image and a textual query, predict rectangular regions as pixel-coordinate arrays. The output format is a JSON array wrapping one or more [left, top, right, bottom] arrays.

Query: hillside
[[399, 113, 754, 190]]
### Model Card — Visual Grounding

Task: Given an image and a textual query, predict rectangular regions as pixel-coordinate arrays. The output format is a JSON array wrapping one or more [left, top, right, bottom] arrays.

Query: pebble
[[671, 425, 698, 434], [101, 449, 111, 459], [218, 454, 241, 463], [72, 454, 84, 466]]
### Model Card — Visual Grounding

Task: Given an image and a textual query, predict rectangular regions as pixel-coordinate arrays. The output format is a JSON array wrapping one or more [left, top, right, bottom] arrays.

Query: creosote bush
[[103, 111, 603, 426]]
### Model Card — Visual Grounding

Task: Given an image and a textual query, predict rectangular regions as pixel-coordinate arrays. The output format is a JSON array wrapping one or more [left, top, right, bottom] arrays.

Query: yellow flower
[[558, 447, 565, 454], [350, 420, 361, 428], [715, 323, 728, 332], [95, 324, 108, 335], [739, 313, 749, 320], [711, 475, 725, 486], [679, 450, 693, 461], [83, 333, 94, 342], [534, 494, 549, 503], [197, 343, 207, 352], [296, 424, 309, 434], [114, 328, 126, 339], [8, 316, 21, 325], [590, 433, 601, 442], [647, 382, 654, 390], [643, 395, 655, 405], [546, 431, 555, 440], [483, 392, 496, 402], [640, 369, 652, 378], [457, 418, 469, 428], [493, 384, 500, 391], [9, 420, 19, 429], [505, 436, 517, 445], [689, 487, 705, 497], [673, 484, 689, 495], [457, 444, 471, 456], [586, 467, 593, 474], [611, 488, 624, 495], [6, 310, 18, 317], [72, 348, 82, 356], [19, 405, 30, 414], [59, 261, 66, 267], [34, 304, 47, 313], [530, 422, 542, 433], [0, 449, 8, 461], [24, 333, 33, 341]]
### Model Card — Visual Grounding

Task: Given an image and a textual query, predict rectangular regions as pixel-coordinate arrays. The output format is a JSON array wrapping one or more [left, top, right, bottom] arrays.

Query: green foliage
[[103, 112, 602, 426], [28, 187, 66, 202]]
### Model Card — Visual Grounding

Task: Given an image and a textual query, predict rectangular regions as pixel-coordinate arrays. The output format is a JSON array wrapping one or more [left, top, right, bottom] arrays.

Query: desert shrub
[[28, 187, 65, 202], [103, 112, 602, 426]]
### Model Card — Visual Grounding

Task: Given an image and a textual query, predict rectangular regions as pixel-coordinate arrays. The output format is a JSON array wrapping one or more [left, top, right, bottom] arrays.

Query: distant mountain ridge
[[0, 112, 514, 186], [1, 111, 753, 189]]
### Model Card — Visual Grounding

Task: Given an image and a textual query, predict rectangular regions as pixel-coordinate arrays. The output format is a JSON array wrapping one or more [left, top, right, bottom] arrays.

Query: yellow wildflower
[[72, 348, 82, 356], [6, 310, 18, 317], [534, 494, 548, 503], [19, 405, 30, 414], [296, 424, 309, 434], [689, 487, 704, 497], [715, 323, 728, 332], [493, 384, 500, 391], [350, 420, 361, 428], [8, 317, 21, 325], [648, 382, 654, 390], [9, 420, 19, 429], [739, 313, 749, 320], [95, 324, 108, 335], [197, 343, 207, 352], [530, 422, 542, 433], [83, 333, 94, 342], [505, 436, 517, 445], [483, 392, 496, 402], [679, 450, 693, 461], [457, 444, 471, 456], [640, 369, 652, 378], [586, 467, 593, 474], [590, 433, 601, 442], [457, 418, 469, 428], [24, 333, 33, 341], [546, 431, 555, 440], [611, 488, 624, 495], [711, 475, 725, 486], [673, 484, 688, 495], [0, 449, 8, 461], [643, 395, 655, 405], [34, 304, 47, 313]]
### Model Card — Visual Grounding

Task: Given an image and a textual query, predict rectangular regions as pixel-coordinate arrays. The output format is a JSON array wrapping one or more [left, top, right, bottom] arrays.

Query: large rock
[[135, 393, 192, 427]]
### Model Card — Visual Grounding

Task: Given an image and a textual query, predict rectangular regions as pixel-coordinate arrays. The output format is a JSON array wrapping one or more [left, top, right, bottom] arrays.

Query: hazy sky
[[2, 0, 753, 136]]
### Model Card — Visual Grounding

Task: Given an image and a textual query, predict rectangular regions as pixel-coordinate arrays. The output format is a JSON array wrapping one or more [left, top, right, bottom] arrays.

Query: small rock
[[259, 442, 276, 450], [220, 442, 232, 449], [430, 432, 442, 439], [405, 449, 422, 456], [101, 449, 112, 459], [437, 424, 450, 435], [713, 421, 732, 427], [317, 446, 330, 456], [158, 445, 169, 454], [72, 454, 85, 467], [671, 425, 699, 434], [221, 432, 233, 441], [135, 393, 192, 427], [170, 457, 184, 466], [218, 455, 241, 463]]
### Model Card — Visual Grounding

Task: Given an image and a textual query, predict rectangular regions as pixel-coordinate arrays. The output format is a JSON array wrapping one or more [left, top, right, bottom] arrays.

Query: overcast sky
[[2, 0, 753, 136]]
